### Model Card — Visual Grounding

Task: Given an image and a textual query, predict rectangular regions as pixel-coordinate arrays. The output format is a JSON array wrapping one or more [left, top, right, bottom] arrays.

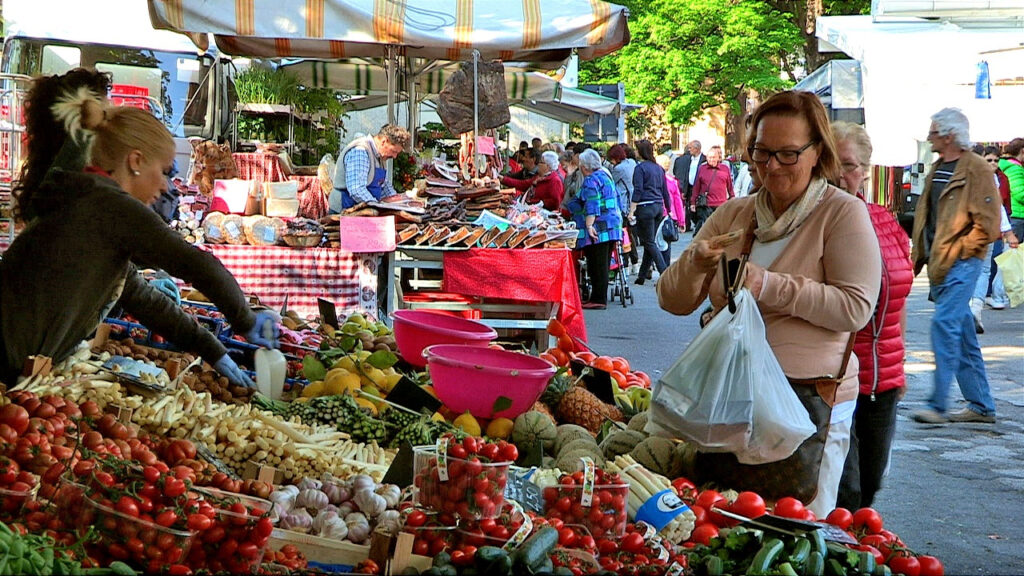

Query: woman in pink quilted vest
[[832, 122, 915, 509]]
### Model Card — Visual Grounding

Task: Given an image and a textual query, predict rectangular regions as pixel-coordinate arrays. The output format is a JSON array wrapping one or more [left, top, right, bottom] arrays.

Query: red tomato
[[621, 532, 644, 553], [689, 523, 720, 546], [825, 507, 854, 530], [406, 509, 427, 528], [888, 555, 921, 576], [671, 477, 698, 502], [729, 491, 766, 520], [852, 507, 884, 534], [773, 497, 806, 519], [917, 555, 944, 576], [0, 404, 30, 435]]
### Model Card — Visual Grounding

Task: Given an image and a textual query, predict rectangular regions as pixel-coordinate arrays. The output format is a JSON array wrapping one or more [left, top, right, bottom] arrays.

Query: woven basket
[[282, 234, 322, 248]]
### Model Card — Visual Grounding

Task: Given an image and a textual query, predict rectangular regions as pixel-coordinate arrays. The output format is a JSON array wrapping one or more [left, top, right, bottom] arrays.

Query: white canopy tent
[[282, 60, 621, 123], [816, 14, 1024, 166]]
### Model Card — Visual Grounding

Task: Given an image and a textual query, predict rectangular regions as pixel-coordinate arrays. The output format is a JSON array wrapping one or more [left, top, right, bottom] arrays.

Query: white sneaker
[[984, 296, 1007, 310], [970, 298, 984, 334]]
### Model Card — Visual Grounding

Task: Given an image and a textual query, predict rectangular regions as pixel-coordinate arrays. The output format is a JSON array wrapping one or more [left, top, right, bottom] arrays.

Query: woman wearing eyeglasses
[[0, 69, 276, 388], [657, 91, 881, 517]]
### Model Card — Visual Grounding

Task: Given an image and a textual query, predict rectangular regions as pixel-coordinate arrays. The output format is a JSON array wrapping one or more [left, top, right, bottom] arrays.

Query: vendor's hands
[[150, 277, 181, 306], [244, 309, 281, 349], [213, 354, 255, 388]]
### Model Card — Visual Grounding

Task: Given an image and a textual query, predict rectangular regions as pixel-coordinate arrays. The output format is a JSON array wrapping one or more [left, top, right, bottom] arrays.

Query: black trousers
[[836, 387, 901, 510], [692, 205, 715, 236], [634, 203, 667, 278], [583, 241, 612, 305]]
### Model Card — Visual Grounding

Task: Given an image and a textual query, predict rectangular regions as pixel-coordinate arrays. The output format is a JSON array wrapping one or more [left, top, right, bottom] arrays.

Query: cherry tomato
[[156, 510, 179, 528], [163, 477, 187, 498], [406, 509, 428, 528], [621, 532, 645, 553], [115, 496, 140, 518], [187, 513, 213, 531], [917, 555, 944, 576], [773, 497, 806, 519], [689, 523, 720, 546], [888, 554, 921, 576], [728, 491, 766, 521]]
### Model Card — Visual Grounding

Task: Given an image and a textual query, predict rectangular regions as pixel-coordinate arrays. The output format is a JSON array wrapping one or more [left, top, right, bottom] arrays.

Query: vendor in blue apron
[[329, 124, 411, 213]]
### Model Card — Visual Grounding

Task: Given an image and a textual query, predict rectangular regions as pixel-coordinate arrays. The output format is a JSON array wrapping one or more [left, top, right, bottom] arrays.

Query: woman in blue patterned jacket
[[569, 148, 623, 309]]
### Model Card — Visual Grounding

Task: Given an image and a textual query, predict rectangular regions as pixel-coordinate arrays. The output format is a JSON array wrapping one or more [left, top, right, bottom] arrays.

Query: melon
[[558, 437, 601, 459], [512, 410, 558, 450], [630, 437, 683, 478], [555, 448, 606, 472], [554, 424, 593, 454], [627, 411, 650, 432], [600, 429, 646, 459]]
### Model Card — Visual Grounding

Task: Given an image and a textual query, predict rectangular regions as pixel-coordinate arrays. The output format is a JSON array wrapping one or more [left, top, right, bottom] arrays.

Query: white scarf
[[753, 177, 828, 243]]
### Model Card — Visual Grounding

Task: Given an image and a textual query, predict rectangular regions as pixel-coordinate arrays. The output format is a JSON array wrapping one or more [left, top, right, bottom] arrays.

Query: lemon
[[383, 372, 403, 392], [430, 411, 446, 423], [332, 355, 357, 373], [363, 367, 386, 388], [485, 417, 515, 440], [453, 411, 482, 437], [301, 380, 325, 398]]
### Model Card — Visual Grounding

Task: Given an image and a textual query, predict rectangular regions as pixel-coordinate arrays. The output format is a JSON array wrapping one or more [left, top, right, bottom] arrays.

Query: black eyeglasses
[[749, 141, 818, 166], [986, 158, 999, 163]]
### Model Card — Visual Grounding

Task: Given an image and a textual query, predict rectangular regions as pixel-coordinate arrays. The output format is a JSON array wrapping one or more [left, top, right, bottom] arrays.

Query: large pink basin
[[392, 310, 498, 368], [424, 344, 556, 419]]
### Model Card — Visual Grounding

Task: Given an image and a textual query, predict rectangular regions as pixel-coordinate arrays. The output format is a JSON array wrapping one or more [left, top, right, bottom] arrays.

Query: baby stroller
[[609, 241, 634, 307]]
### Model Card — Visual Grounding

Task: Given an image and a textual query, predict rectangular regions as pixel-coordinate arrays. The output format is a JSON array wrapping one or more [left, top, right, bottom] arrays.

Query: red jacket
[[501, 172, 564, 211], [853, 203, 914, 396], [692, 163, 734, 207]]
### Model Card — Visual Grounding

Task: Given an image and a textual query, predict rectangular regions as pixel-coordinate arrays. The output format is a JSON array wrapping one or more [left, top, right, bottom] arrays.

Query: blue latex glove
[[150, 277, 181, 306], [213, 354, 255, 388], [244, 309, 280, 349]]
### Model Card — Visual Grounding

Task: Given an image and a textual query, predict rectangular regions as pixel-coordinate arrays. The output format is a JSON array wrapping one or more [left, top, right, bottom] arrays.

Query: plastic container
[[423, 344, 555, 419], [81, 496, 195, 569], [0, 482, 38, 522], [392, 310, 497, 368], [544, 483, 630, 539], [458, 503, 528, 549], [404, 522, 459, 556], [190, 487, 277, 573], [413, 445, 511, 519], [255, 348, 287, 400]]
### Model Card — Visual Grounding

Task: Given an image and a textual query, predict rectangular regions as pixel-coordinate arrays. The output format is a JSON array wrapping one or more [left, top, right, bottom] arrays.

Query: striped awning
[[147, 0, 630, 67]]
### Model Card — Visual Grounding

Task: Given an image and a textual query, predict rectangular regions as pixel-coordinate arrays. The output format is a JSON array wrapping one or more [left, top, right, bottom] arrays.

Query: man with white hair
[[910, 108, 1002, 425]]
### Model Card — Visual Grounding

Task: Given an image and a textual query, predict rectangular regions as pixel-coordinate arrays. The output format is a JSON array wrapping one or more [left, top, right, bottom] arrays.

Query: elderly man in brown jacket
[[910, 107, 1002, 425]]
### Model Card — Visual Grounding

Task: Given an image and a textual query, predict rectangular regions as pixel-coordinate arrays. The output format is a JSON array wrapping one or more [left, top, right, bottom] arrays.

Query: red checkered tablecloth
[[233, 153, 285, 188], [201, 244, 381, 320]]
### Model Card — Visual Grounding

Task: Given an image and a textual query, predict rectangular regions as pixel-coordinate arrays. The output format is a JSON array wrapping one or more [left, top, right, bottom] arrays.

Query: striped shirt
[[926, 159, 958, 256]]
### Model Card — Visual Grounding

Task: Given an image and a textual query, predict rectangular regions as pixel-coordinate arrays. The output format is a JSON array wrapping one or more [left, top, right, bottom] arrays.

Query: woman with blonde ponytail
[[0, 68, 278, 387]]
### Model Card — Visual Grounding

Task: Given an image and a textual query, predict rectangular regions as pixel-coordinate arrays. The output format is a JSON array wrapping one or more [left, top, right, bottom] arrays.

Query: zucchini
[[706, 556, 724, 576], [747, 538, 785, 575], [825, 558, 848, 576], [809, 528, 828, 558], [777, 562, 799, 576], [873, 563, 893, 576], [858, 550, 877, 574], [806, 551, 826, 576], [513, 526, 558, 571], [788, 537, 812, 568]]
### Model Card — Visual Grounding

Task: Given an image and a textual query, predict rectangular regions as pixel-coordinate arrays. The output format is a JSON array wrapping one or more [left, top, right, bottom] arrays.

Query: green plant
[[391, 151, 425, 192], [233, 63, 299, 105]]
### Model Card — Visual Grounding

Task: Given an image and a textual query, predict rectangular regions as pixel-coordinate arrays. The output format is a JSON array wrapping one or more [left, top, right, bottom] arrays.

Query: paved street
[[583, 237, 1024, 575]]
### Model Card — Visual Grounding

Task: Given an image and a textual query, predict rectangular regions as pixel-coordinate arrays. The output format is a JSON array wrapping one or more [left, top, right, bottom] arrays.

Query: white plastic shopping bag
[[647, 289, 815, 463], [995, 247, 1024, 308]]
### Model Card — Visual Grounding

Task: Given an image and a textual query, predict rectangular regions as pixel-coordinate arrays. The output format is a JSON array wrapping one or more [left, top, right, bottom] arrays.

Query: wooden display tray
[[267, 529, 431, 572]]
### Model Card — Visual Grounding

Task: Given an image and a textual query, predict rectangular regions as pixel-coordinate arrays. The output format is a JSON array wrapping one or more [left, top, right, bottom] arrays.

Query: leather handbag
[[661, 217, 680, 243], [691, 214, 855, 503]]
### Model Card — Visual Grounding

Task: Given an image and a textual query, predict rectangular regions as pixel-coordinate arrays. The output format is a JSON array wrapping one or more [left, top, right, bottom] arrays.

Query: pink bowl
[[393, 310, 498, 368], [424, 344, 556, 419]]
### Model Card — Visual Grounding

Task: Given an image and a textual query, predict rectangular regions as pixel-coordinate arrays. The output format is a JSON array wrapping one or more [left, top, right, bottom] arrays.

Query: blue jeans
[[929, 257, 995, 416], [973, 244, 993, 301]]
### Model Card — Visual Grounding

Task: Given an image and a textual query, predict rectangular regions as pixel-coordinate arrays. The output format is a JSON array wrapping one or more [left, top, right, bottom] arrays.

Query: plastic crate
[[190, 487, 277, 574], [81, 496, 195, 569], [413, 445, 511, 519]]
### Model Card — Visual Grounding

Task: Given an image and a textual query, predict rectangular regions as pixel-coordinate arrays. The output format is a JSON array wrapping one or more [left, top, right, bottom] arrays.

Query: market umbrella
[[147, 0, 630, 68]]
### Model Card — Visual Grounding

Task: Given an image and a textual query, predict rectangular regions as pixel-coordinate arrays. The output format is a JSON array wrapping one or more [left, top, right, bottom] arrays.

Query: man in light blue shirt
[[329, 124, 410, 213]]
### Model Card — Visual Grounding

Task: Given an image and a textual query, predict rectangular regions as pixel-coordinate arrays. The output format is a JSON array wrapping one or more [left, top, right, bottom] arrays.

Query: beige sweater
[[657, 187, 881, 405]]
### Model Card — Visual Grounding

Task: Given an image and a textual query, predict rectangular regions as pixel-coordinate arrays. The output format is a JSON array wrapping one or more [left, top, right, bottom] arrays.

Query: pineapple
[[531, 401, 556, 425], [542, 370, 623, 434]]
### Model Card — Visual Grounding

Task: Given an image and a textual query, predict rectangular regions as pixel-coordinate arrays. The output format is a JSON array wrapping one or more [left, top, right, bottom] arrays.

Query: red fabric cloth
[[200, 245, 380, 319], [233, 153, 285, 188], [853, 204, 914, 396], [290, 175, 329, 220], [442, 248, 587, 344]]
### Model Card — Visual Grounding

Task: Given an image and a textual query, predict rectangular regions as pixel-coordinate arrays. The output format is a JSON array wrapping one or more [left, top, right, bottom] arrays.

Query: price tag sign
[[570, 359, 616, 405], [503, 501, 533, 551], [382, 442, 417, 488], [504, 467, 544, 514], [386, 377, 442, 415], [436, 437, 450, 482], [580, 457, 596, 507], [318, 298, 339, 329]]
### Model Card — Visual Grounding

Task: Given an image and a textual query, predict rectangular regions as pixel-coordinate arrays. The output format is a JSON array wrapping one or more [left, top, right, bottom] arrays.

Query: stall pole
[[406, 56, 418, 150], [472, 49, 482, 174]]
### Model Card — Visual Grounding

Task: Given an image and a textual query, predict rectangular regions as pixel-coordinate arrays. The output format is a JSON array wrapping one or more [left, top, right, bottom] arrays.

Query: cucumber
[[858, 550, 877, 574], [706, 556, 724, 576], [825, 558, 848, 576], [513, 526, 558, 571], [809, 528, 828, 558], [475, 545, 512, 575], [873, 563, 893, 576], [747, 538, 785, 575], [788, 537, 812, 568], [806, 551, 826, 576]]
